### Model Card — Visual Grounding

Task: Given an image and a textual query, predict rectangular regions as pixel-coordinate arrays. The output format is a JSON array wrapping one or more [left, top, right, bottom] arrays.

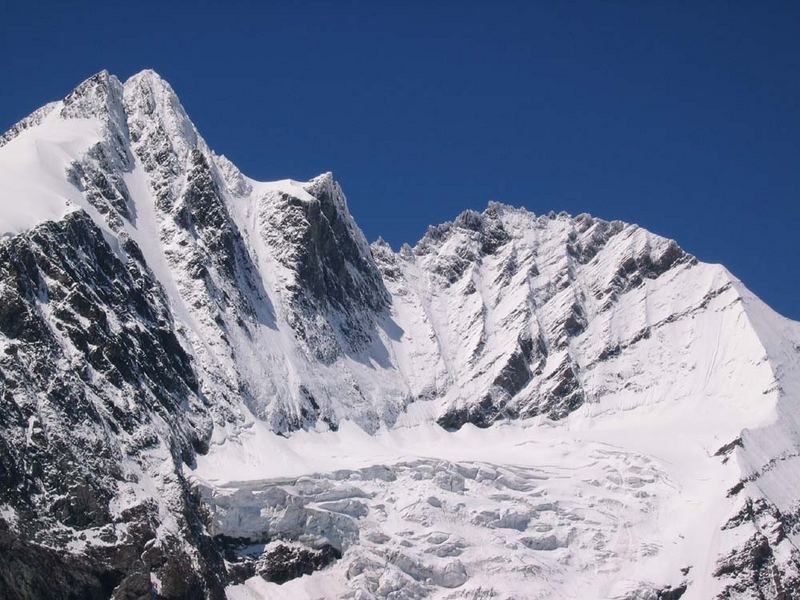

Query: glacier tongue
[[0, 69, 798, 599]]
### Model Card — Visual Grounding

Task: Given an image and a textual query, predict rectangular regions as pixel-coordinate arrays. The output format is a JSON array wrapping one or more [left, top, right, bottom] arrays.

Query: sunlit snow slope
[[0, 70, 798, 600]]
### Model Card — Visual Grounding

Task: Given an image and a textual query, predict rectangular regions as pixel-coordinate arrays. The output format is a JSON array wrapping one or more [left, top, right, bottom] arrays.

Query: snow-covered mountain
[[0, 70, 798, 600]]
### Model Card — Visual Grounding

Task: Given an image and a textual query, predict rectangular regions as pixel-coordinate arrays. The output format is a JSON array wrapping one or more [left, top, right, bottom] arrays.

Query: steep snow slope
[[0, 70, 798, 599]]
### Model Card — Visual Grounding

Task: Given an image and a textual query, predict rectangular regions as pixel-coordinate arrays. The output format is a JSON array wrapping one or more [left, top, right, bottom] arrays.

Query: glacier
[[0, 69, 798, 599]]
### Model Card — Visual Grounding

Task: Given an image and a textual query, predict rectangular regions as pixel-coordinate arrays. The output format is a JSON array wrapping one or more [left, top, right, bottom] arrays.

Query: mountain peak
[[60, 69, 125, 123], [126, 67, 164, 81], [123, 68, 177, 99], [123, 68, 184, 111], [303, 170, 336, 196], [122, 67, 202, 164]]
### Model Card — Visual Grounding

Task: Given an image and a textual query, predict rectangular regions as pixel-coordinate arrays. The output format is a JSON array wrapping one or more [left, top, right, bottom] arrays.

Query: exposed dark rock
[[715, 437, 744, 463], [0, 525, 122, 600], [437, 395, 502, 431], [257, 543, 341, 585], [569, 218, 625, 265], [0, 212, 225, 599], [438, 336, 534, 430], [262, 175, 389, 363], [492, 342, 533, 398], [657, 584, 687, 600], [715, 497, 800, 599], [67, 143, 133, 231], [562, 303, 587, 338]]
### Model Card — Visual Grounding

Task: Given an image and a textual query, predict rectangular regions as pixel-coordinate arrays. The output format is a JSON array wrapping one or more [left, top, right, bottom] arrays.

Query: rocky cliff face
[[372, 203, 695, 430], [0, 70, 798, 599], [0, 211, 223, 598]]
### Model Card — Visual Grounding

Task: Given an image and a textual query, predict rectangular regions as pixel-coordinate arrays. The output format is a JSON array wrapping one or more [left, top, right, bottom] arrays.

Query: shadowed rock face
[[258, 173, 390, 365], [295, 174, 388, 316]]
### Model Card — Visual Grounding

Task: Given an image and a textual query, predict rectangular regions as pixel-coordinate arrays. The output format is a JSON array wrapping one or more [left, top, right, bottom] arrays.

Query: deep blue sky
[[2, 1, 798, 318]]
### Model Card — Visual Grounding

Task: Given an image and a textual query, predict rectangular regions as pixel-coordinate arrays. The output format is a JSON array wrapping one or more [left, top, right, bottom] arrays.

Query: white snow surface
[[2, 69, 799, 599], [0, 113, 102, 236], [200, 281, 796, 599]]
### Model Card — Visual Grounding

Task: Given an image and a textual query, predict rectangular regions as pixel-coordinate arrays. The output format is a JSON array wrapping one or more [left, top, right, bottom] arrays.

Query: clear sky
[[2, 1, 798, 318]]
